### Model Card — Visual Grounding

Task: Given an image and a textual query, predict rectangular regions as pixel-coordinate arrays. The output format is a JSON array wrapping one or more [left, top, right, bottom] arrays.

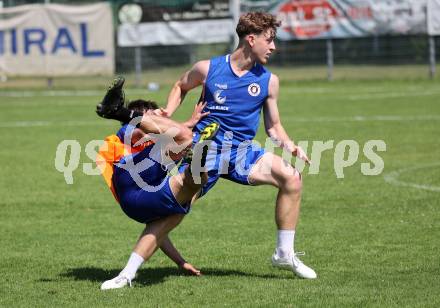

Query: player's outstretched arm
[[263, 74, 310, 164], [160, 235, 201, 276], [165, 60, 209, 116]]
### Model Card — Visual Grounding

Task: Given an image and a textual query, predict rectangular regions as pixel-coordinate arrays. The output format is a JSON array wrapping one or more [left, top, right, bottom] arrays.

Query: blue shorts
[[112, 144, 190, 224], [179, 134, 265, 197]]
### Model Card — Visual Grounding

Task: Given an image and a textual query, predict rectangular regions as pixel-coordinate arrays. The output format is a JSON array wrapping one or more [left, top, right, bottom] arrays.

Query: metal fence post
[[134, 46, 142, 87], [327, 38, 334, 81], [429, 35, 436, 79], [230, 0, 240, 52]]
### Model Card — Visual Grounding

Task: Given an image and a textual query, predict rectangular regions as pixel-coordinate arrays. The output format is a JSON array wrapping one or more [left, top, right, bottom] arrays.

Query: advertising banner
[[269, 0, 428, 40], [117, 0, 233, 47], [0, 3, 114, 76]]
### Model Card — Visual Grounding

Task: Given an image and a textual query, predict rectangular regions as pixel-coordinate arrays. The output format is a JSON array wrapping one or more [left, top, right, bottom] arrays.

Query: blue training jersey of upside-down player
[[195, 54, 272, 146]]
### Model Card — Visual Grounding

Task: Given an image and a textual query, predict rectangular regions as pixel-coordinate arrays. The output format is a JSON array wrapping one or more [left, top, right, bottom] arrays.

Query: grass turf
[[0, 72, 439, 307]]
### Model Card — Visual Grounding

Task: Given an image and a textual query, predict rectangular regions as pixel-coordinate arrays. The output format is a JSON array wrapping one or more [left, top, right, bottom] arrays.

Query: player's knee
[[279, 169, 302, 194], [200, 171, 208, 185], [164, 214, 185, 229], [182, 167, 205, 190]]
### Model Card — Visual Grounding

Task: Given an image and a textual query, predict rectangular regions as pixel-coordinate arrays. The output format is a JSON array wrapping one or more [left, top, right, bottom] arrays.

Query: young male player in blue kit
[[164, 12, 317, 279], [95, 78, 216, 289]]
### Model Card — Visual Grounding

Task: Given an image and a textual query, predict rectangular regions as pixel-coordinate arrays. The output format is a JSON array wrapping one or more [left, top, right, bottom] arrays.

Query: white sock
[[120, 252, 144, 280], [276, 230, 295, 258]]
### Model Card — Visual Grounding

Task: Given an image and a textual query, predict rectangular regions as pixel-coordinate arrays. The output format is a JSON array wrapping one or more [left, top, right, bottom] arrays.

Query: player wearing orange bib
[[96, 78, 216, 289]]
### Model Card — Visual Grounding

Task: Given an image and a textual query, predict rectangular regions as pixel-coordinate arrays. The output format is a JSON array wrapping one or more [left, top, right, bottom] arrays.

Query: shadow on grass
[[48, 266, 289, 286]]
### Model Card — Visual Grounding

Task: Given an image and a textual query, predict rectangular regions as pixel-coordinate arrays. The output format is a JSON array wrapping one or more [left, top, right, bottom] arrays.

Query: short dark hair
[[127, 99, 159, 113], [236, 12, 281, 39]]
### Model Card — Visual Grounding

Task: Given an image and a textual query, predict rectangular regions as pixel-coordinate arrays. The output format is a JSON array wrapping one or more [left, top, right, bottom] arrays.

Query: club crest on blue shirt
[[248, 83, 261, 97]]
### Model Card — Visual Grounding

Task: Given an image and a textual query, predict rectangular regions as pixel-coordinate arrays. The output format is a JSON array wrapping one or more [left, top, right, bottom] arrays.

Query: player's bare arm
[[263, 74, 310, 163], [165, 60, 210, 116], [131, 103, 209, 151], [160, 236, 201, 276]]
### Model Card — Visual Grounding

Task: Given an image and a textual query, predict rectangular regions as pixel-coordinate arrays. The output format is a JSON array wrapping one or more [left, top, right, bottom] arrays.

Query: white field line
[[283, 86, 389, 94], [283, 87, 440, 96], [1, 115, 439, 128], [383, 163, 440, 192], [0, 120, 114, 128], [0, 89, 150, 98], [347, 90, 440, 100], [287, 115, 440, 122]]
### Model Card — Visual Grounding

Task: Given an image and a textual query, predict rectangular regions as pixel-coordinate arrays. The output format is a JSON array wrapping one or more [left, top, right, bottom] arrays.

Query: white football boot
[[100, 274, 133, 290], [271, 250, 317, 279]]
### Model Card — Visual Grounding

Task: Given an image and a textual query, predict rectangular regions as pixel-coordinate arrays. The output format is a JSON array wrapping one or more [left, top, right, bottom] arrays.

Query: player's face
[[251, 29, 276, 64]]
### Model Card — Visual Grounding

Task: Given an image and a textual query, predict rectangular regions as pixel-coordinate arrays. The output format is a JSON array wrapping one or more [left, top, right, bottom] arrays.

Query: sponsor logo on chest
[[213, 83, 228, 105], [213, 90, 226, 104]]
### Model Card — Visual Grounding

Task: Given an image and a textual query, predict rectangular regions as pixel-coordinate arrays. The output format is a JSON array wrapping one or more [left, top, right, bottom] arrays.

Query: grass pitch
[[0, 69, 439, 307]]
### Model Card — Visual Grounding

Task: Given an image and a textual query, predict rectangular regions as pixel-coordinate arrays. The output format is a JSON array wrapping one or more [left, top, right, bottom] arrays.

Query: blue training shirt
[[195, 55, 272, 147]]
